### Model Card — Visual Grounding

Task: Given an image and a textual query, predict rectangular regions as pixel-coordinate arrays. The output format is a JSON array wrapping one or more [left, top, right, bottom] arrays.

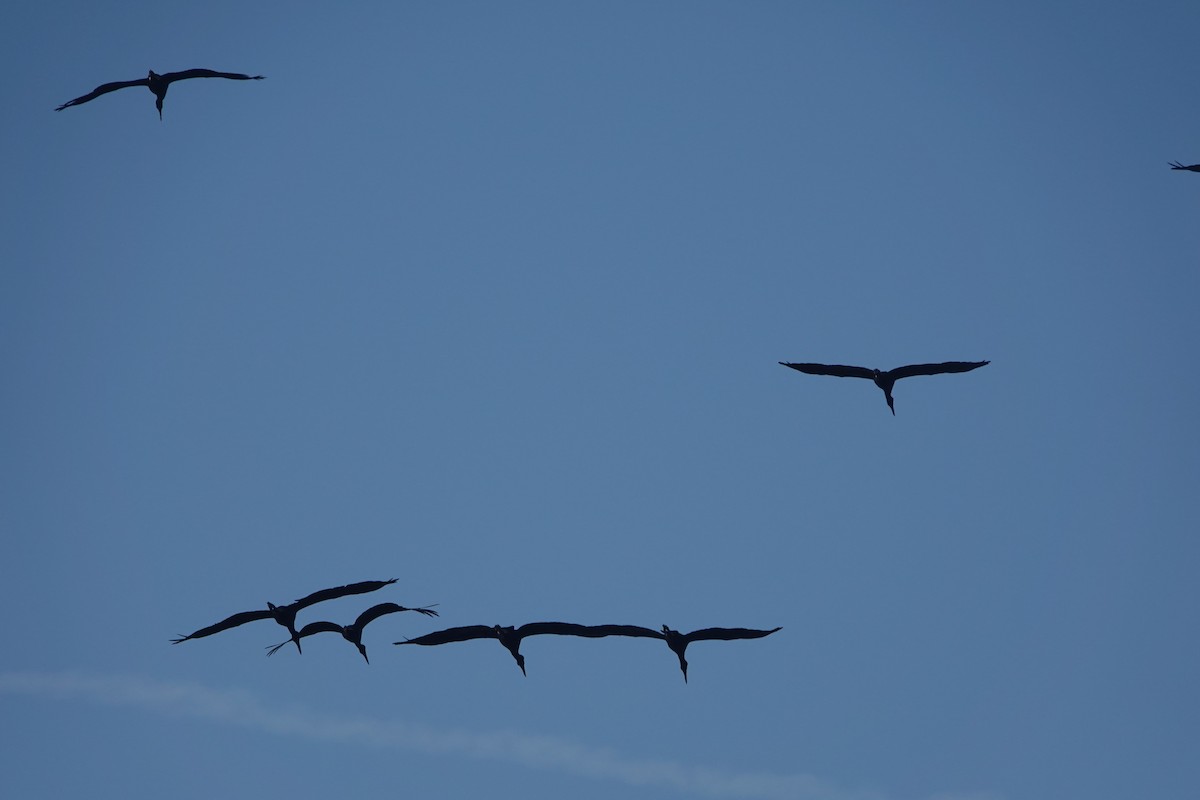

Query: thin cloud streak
[[0, 670, 875, 800]]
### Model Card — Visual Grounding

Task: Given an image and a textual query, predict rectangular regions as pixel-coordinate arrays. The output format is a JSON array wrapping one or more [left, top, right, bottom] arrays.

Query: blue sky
[[2, 2, 1198, 799]]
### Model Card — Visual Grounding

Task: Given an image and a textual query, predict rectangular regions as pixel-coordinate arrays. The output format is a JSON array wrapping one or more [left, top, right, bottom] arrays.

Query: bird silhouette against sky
[[1169, 161, 1200, 172], [56, 68, 264, 119], [266, 602, 439, 663], [172, 579, 397, 653], [779, 360, 990, 414], [585, 624, 782, 683], [395, 622, 635, 675]]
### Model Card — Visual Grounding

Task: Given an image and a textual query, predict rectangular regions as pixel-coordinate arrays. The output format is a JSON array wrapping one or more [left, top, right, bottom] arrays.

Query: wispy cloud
[[0, 671, 994, 800]]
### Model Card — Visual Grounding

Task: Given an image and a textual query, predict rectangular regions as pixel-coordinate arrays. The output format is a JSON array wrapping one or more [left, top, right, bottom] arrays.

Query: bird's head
[[267, 602, 278, 611], [147, 70, 160, 80]]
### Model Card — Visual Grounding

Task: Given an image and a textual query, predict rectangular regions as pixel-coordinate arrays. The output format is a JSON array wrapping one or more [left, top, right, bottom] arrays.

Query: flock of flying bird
[[172, 579, 781, 682], [55, 66, 1190, 681]]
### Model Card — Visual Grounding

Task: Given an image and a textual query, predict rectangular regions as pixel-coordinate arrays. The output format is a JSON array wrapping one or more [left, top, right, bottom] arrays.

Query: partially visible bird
[[1169, 161, 1200, 172], [266, 603, 439, 663], [395, 622, 628, 675], [779, 360, 990, 414], [56, 68, 264, 119], [584, 624, 782, 683], [171, 579, 398, 653]]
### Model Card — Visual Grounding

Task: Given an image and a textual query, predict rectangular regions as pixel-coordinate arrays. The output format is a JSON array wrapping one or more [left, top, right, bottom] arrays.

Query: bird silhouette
[[779, 360, 989, 414], [56, 68, 264, 119], [1169, 161, 1200, 172], [582, 624, 782, 683], [171, 579, 398, 653], [395, 622, 630, 675], [266, 603, 439, 663]]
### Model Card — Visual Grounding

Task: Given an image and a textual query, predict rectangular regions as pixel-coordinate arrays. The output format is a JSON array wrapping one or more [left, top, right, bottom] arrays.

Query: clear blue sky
[[2, 3, 1198, 799]]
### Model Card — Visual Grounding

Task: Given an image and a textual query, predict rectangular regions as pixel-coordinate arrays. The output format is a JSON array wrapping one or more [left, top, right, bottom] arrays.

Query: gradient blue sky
[[2, 3, 1198, 799]]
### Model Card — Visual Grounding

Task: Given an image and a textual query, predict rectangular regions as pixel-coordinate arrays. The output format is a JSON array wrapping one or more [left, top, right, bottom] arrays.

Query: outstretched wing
[[56, 78, 149, 111], [779, 362, 875, 379], [395, 625, 496, 646], [887, 361, 989, 381], [1169, 161, 1200, 172], [161, 69, 265, 83], [569, 624, 663, 639], [682, 626, 782, 643], [353, 602, 438, 629], [266, 621, 342, 656], [295, 620, 344, 637], [353, 603, 407, 629], [171, 608, 273, 643], [291, 579, 398, 610], [514, 622, 657, 639]]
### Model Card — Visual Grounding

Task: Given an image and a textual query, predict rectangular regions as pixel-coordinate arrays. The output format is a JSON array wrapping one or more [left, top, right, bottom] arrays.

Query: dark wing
[[395, 625, 497, 646], [171, 608, 272, 643], [266, 621, 342, 656], [1169, 161, 1200, 172], [512, 622, 653, 639], [779, 362, 875, 379], [681, 626, 782, 643], [295, 620, 344, 637], [291, 579, 398, 610], [887, 361, 990, 381], [56, 78, 149, 111], [160, 69, 265, 83], [350, 604, 436, 633], [565, 624, 664, 639]]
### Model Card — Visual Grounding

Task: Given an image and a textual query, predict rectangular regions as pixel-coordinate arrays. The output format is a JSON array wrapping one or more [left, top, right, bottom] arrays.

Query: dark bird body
[[56, 68, 264, 119], [779, 360, 989, 414], [395, 622, 629, 675], [172, 579, 398, 653], [585, 624, 782, 683], [266, 602, 439, 663], [1169, 161, 1200, 172]]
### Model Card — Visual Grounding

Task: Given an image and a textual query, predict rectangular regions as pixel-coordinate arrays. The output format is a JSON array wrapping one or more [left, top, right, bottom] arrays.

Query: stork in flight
[[171, 579, 398, 653], [56, 68, 264, 119], [587, 624, 782, 683], [1169, 161, 1200, 172], [395, 622, 635, 675], [266, 603, 439, 663], [779, 360, 989, 414]]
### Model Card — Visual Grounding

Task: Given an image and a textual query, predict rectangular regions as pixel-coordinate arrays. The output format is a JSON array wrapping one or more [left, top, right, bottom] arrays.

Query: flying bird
[[779, 360, 989, 414], [171, 579, 398, 653], [56, 68, 264, 119], [584, 625, 782, 683], [1169, 161, 1200, 172], [266, 603, 439, 663], [395, 622, 631, 675]]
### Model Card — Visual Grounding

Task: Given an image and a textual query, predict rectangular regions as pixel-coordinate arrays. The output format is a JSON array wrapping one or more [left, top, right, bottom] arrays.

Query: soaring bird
[[1169, 161, 1200, 172], [584, 625, 782, 683], [266, 603, 439, 663], [56, 68, 264, 119], [395, 622, 630, 675], [171, 579, 398, 653], [779, 360, 989, 414]]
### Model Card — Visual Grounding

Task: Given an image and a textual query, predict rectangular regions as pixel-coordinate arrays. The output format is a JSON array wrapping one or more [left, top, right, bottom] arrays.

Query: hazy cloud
[[0, 670, 994, 800]]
